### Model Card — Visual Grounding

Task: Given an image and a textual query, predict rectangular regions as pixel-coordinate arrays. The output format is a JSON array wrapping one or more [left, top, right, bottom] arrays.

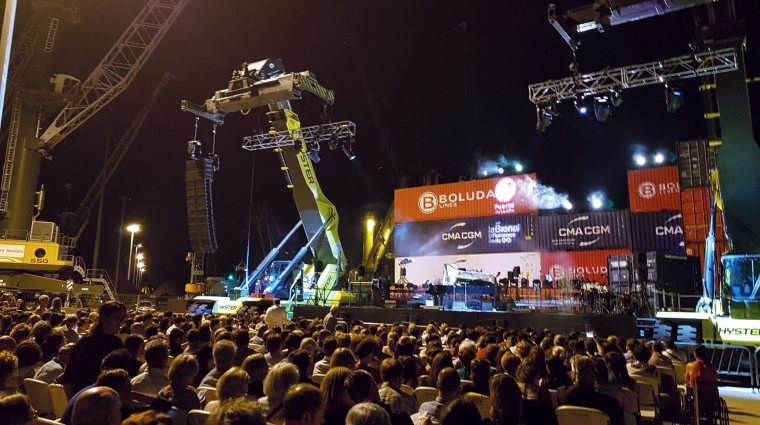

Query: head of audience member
[[58, 343, 75, 365], [469, 357, 491, 387], [354, 340, 376, 365], [207, 397, 266, 425], [320, 366, 355, 410], [500, 351, 521, 377], [515, 358, 539, 386], [397, 355, 418, 388], [14, 340, 42, 370], [300, 337, 319, 358], [32, 320, 53, 344], [168, 353, 200, 388], [263, 362, 300, 407], [321, 336, 338, 359], [285, 333, 303, 352], [217, 367, 250, 403], [429, 351, 454, 389], [144, 338, 169, 371], [0, 393, 37, 425], [124, 334, 145, 362], [93, 301, 127, 336], [9, 324, 31, 343], [380, 357, 404, 386], [72, 386, 121, 425], [440, 397, 480, 425], [694, 344, 708, 361], [345, 402, 391, 425], [664, 338, 677, 352], [283, 383, 325, 425], [101, 348, 132, 371], [490, 374, 522, 425], [288, 349, 313, 381], [95, 368, 133, 405], [345, 369, 381, 404], [570, 355, 596, 386], [213, 340, 236, 372], [632, 344, 653, 365], [593, 357, 611, 386], [329, 347, 356, 370], [121, 410, 173, 425], [266, 332, 283, 354], [0, 336, 16, 354], [241, 353, 268, 386], [436, 367, 461, 402], [545, 355, 565, 378]]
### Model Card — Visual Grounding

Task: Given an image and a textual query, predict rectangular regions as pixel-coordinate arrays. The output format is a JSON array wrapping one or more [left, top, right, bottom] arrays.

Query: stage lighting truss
[[528, 48, 737, 105], [242, 121, 356, 151]]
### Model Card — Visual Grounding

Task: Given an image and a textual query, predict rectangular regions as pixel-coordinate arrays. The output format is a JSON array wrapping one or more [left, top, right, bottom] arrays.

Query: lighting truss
[[528, 48, 737, 105], [242, 121, 356, 151]]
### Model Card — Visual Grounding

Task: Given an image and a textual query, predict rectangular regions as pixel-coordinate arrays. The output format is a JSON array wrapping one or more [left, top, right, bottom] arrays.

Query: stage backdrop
[[630, 211, 685, 255], [538, 210, 632, 252], [395, 252, 541, 286], [395, 214, 537, 257], [540, 249, 633, 285]]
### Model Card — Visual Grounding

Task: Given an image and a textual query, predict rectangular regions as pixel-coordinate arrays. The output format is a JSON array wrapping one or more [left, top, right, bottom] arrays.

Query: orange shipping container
[[540, 249, 632, 286], [395, 174, 539, 223], [628, 166, 681, 212], [680, 188, 726, 242]]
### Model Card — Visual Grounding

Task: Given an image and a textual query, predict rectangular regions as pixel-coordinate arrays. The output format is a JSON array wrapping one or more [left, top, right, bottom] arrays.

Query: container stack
[[675, 140, 726, 276], [627, 166, 685, 255]]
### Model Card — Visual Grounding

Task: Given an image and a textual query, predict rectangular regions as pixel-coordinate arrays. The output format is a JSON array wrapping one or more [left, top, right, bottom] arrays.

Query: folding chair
[[197, 386, 218, 406], [418, 375, 429, 387], [460, 379, 473, 389], [400, 384, 415, 396], [556, 406, 610, 425], [464, 392, 492, 420], [188, 409, 210, 425], [634, 381, 660, 424], [23, 379, 55, 418], [414, 386, 438, 404], [47, 384, 68, 419]]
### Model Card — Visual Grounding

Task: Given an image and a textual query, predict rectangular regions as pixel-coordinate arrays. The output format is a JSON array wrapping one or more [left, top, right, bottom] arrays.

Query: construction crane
[[182, 58, 355, 306]]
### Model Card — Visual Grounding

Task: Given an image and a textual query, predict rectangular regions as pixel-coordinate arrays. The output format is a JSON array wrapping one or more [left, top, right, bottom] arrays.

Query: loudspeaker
[[186, 159, 218, 253]]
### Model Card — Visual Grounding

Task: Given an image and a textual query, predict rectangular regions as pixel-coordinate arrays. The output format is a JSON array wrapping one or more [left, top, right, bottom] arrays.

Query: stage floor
[[293, 305, 639, 338]]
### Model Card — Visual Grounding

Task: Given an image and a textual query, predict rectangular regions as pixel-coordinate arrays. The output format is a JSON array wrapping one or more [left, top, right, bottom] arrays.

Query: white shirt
[[34, 358, 65, 384], [131, 367, 171, 396], [264, 305, 287, 329]]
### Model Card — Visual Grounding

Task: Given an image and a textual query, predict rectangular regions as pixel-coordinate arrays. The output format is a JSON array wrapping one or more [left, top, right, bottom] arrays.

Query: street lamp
[[126, 224, 140, 280]]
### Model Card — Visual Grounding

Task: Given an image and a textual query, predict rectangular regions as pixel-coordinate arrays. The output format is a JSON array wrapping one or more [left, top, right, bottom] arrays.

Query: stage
[[292, 305, 639, 337]]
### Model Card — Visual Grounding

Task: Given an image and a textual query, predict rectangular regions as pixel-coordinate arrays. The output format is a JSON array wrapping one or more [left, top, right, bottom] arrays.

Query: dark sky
[[16, 0, 758, 289]]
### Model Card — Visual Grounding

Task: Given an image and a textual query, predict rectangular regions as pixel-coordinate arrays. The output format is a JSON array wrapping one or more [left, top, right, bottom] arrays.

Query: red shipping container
[[395, 174, 538, 223], [540, 249, 632, 286], [680, 188, 726, 242], [628, 166, 681, 212]]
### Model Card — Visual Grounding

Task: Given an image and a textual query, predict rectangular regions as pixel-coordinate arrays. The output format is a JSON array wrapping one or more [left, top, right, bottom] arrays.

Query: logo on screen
[[418, 192, 438, 214], [495, 178, 517, 203], [638, 182, 656, 199]]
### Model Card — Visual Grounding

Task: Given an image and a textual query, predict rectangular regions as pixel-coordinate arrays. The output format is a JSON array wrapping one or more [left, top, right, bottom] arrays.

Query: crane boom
[[40, 0, 189, 148], [71, 72, 174, 243], [3, 12, 40, 107]]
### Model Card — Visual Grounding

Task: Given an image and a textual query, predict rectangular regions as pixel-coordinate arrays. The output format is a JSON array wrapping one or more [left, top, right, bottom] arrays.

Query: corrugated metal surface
[[395, 252, 541, 285], [395, 214, 537, 257], [676, 140, 720, 189], [538, 210, 632, 251], [541, 249, 632, 285], [627, 166, 681, 212], [394, 174, 538, 223], [680, 188, 726, 242], [630, 212, 686, 254]]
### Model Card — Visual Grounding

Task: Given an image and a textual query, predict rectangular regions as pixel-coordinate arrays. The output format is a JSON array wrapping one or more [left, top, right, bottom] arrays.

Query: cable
[[244, 153, 255, 290]]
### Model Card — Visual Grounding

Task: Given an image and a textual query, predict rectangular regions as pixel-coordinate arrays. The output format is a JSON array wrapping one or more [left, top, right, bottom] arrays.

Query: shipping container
[[680, 188, 726, 242], [630, 212, 685, 255], [395, 252, 541, 287], [541, 249, 632, 286], [395, 214, 537, 257], [676, 140, 720, 189], [644, 252, 701, 295], [538, 210, 632, 251], [394, 174, 538, 223], [627, 166, 681, 212]]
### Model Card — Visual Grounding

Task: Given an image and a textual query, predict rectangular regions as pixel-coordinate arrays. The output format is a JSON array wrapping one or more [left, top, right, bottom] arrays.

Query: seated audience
[[260, 362, 300, 425], [320, 366, 356, 425], [131, 338, 170, 396], [557, 355, 624, 425], [313, 336, 337, 375], [158, 353, 201, 413], [346, 402, 392, 425], [208, 397, 266, 425], [200, 339, 236, 388], [71, 386, 122, 425], [241, 353, 268, 398], [0, 392, 37, 425], [418, 367, 460, 421], [378, 358, 418, 416], [462, 357, 490, 396], [205, 367, 251, 412], [283, 383, 325, 425]]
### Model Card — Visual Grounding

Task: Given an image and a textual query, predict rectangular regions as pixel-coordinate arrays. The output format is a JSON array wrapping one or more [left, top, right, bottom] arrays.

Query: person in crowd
[[168, 327, 186, 358], [397, 355, 418, 389], [500, 351, 521, 378], [233, 328, 255, 366], [623, 338, 638, 363], [462, 357, 490, 396], [265, 299, 288, 329], [490, 373, 558, 425], [205, 367, 251, 412], [131, 338, 170, 395], [265, 333, 287, 367], [418, 367, 460, 421], [605, 351, 638, 391], [649, 341, 675, 369], [121, 410, 173, 425], [323, 306, 338, 334], [61, 315, 80, 344], [62, 301, 126, 395], [123, 334, 146, 378], [260, 362, 300, 424], [329, 347, 357, 370], [542, 355, 572, 389], [0, 393, 38, 425], [207, 397, 266, 425], [282, 383, 325, 425], [0, 335, 17, 353], [193, 340, 214, 388], [346, 402, 392, 425], [289, 349, 316, 385], [35, 342, 74, 384], [183, 328, 202, 354], [663, 338, 688, 364], [70, 386, 122, 425], [320, 366, 356, 425], [313, 336, 337, 376], [200, 339, 236, 387], [438, 397, 479, 425], [9, 324, 31, 343], [685, 344, 718, 387], [378, 358, 418, 415], [356, 340, 382, 384], [0, 315, 14, 336], [14, 340, 42, 381], [34, 294, 49, 315], [241, 353, 268, 398], [427, 352, 454, 388], [557, 355, 624, 425], [300, 337, 320, 359], [32, 320, 53, 344], [456, 342, 477, 380], [515, 358, 550, 402], [594, 357, 638, 425], [39, 330, 65, 364], [158, 353, 201, 413], [345, 369, 413, 425]]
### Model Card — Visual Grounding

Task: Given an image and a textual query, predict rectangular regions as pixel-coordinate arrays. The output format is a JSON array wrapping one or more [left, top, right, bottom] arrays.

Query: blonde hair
[[263, 362, 299, 407], [216, 367, 250, 402], [168, 353, 199, 382], [319, 366, 353, 410], [329, 348, 356, 370]]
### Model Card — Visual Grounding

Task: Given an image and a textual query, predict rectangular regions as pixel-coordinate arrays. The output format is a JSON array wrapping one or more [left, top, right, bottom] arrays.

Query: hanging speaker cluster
[[186, 159, 218, 253]]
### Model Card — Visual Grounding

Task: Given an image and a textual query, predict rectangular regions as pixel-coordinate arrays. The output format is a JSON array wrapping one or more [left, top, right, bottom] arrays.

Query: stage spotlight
[[654, 153, 664, 164], [574, 98, 588, 114], [593, 97, 611, 123], [562, 199, 573, 210], [482, 170, 488, 176], [515, 163, 523, 172], [306, 145, 321, 163], [635, 155, 646, 166], [340, 140, 356, 160], [592, 198, 603, 209], [536, 105, 555, 132], [611, 91, 624, 107], [498, 168, 504, 174], [665, 81, 683, 113]]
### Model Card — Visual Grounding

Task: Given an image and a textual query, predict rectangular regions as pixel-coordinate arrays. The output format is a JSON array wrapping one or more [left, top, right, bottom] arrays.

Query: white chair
[[23, 379, 55, 418], [634, 381, 659, 424], [464, 392, 491, 420], [47, 384, 68, 419], [400, 384, 415, 396], [460, 379, 473, 389], [414, 386, 438, 404], [312, 373, 325, 385], [418, 375, 429, 387], [188, 409, 210, 425], [548, 388, 559, 410], [36, 418, 60, 425], [197, 386, 218, 406], [556, 406, 610, 425], [167, 356, 175, 367], [672, 361, 687, 393]]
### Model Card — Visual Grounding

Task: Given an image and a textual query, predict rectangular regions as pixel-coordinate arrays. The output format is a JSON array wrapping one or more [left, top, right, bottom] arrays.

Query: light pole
[[114, 196, 130, 291], [135, 253, 144, 288], [126, 224, 140, 280]]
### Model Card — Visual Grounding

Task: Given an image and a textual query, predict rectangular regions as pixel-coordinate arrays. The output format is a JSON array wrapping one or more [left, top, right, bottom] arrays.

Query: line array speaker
[[186, 159, 218, 254]]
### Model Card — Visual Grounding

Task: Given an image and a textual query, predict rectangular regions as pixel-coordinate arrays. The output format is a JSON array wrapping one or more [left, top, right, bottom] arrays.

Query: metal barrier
[[677, 342, 757, 389]]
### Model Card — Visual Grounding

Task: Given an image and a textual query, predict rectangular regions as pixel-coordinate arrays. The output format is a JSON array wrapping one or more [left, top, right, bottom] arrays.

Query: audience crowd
[[0, 295, 719, 425]]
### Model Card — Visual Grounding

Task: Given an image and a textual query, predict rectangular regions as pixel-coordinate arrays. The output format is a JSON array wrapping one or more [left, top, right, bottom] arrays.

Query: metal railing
[[676, 342, 757, 389]]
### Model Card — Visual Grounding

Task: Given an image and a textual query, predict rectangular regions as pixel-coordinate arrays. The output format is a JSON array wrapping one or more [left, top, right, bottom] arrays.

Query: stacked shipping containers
[[628, 166, 686, 255], [394, 174, 541, 283]]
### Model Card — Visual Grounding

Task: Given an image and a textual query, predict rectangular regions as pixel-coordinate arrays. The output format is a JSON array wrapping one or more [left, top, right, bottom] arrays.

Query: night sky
[[14, 0, 758, 290]]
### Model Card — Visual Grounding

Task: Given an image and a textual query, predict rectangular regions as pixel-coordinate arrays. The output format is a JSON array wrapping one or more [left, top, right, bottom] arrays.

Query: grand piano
[[424, 263, 496, 310]]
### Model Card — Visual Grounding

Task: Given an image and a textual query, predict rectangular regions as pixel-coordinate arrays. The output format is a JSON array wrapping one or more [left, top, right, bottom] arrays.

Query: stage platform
[[292, 305, 638, 337]]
